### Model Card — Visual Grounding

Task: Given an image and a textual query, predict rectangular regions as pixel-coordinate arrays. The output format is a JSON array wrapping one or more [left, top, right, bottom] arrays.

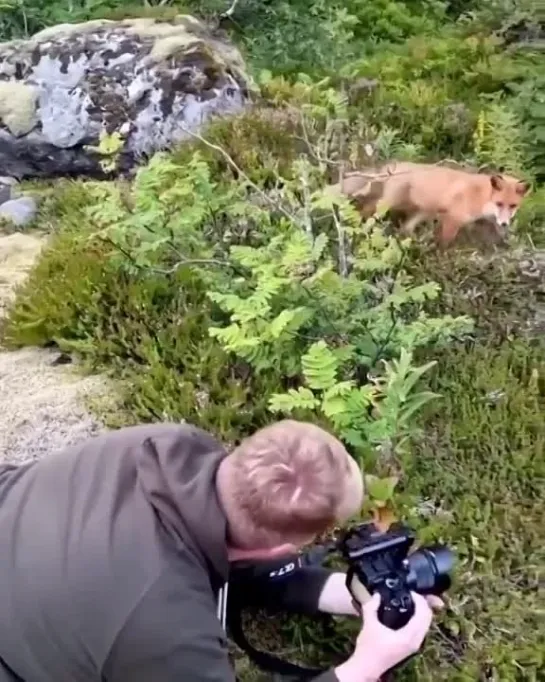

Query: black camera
[[339, 521, 455, 630]]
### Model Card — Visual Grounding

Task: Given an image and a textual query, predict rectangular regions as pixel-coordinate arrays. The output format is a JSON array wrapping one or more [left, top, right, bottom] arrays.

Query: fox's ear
[[516, 180, 530, 196], [490, 175, 503, 191]]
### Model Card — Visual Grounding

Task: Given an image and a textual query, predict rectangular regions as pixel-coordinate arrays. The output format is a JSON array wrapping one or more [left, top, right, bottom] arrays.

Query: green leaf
[[322, 380, 355, 399], [268, 307, 310, 338], [365, 475, 399, 503], [321, 395, 348, 418], [400, 391, 441, 423]]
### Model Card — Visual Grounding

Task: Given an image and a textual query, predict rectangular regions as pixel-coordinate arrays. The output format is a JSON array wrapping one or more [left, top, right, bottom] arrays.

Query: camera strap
[[227, 602, 331, 679], [226, 544, 339, 678]]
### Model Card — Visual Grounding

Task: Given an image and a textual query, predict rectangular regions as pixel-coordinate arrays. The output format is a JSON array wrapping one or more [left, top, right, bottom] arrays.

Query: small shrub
[[343, 32, 538, 157], [515, 186, 545, 246], [170, 107, 306, 186], [472, 100, 528, 176], [509, 72, 545, 183], [1, 183, 278, 442], [66, 149, 471, 467]]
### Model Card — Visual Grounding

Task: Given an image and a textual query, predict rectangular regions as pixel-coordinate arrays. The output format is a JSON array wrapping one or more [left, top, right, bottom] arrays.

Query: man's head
[[216, 420, 364, 562]]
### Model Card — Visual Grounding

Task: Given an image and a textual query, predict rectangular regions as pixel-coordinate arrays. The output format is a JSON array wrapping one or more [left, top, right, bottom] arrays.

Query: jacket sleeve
[[102, 570, 236, 682], [228, 551, 335, 616]]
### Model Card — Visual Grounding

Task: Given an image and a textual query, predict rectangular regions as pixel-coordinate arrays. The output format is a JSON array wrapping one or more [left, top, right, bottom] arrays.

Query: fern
[[270, 341, 439, 464], [90, 150, 472, 465], [301, 341, 339, 390], [473, 101, 528, 175]]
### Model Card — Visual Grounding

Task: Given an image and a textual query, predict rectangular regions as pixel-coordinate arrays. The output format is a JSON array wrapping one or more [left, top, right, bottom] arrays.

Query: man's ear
[[516, 180, 530, 196], [490, 175, 504, 191]]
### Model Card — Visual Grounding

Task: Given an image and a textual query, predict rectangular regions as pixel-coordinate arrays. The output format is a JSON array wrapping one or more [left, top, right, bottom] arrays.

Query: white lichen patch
[[0, 82, 39, 136]]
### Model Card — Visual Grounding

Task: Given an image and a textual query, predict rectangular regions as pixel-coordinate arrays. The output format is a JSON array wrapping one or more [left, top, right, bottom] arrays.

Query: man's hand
[[334, 592, 436, 682], [318, 572, 444, 617]]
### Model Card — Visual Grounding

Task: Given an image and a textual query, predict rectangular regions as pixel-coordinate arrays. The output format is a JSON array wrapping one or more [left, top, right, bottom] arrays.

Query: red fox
[[333, 161, 530, 246]]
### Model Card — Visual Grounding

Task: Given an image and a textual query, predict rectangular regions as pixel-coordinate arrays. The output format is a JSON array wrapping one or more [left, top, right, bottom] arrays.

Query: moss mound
[[1, 182, 281, 442]]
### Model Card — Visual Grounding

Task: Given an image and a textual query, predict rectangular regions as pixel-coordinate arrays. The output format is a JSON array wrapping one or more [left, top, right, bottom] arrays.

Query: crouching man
[[0, 420, 438, 682]]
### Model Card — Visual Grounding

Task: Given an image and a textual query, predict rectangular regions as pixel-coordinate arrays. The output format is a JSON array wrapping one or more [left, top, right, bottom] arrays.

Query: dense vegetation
[[1, 1, 544, 680]]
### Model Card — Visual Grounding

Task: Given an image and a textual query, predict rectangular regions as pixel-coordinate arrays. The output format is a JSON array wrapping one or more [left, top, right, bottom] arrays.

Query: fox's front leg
[[437, 214, 465, 247], [400, 212, 426, 236]]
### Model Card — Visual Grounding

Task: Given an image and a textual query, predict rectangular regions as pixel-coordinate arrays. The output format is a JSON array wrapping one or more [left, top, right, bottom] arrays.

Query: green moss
[[403, 244, 542, 343], [399, 340, 545, 680]]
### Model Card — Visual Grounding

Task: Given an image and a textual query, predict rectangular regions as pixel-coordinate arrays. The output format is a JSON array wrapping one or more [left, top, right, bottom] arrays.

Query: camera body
[[339, 521, 454, 630]]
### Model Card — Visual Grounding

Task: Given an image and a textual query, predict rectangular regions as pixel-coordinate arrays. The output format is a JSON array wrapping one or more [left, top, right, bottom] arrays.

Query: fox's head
[[487, 174, 530, 233]]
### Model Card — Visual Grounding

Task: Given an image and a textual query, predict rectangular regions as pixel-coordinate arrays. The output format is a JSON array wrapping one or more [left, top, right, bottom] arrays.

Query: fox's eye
[[496, 202, 504, 209], [509, 204, 517, 210]]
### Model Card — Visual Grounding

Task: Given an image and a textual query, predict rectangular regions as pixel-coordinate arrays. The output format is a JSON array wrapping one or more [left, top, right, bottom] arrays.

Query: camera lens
[[406, 545, 455, 595]]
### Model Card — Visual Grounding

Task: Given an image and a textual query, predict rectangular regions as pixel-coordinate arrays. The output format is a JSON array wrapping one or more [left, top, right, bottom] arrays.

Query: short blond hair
[[217, 420, 363, 549]]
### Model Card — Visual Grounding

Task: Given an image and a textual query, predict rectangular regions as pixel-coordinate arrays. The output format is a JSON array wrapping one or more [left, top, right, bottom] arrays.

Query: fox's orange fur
[[334, 161, 530, 246]]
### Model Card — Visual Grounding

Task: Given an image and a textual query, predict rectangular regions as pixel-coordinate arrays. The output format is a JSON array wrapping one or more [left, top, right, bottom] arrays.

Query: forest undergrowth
[[1, 1, 544, 680]]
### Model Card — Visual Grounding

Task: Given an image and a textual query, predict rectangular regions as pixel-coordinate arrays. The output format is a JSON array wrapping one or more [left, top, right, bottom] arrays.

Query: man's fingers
[[362, 592, 381, 618], [425, 595, 444, 611]]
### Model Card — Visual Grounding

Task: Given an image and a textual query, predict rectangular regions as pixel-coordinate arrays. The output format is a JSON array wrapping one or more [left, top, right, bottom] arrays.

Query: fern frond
[[269, 387, 319, 413], [301, 340, 339, 390], [267, 307, 312, 339]]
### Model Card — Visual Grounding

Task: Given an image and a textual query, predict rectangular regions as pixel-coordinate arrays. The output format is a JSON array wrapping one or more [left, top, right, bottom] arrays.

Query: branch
[[333, 158, 349, 278], [300, 162, 313, 238], [295, 111, 345, 170], [180, 124, 299, 227], [99, 234, 242, 277], [332, 203, 348, 278], [369, 237, 408, 366]]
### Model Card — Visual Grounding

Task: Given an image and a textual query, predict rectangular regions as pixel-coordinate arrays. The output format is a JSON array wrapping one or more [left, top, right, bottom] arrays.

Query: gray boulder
[[0, 16, 251, 179], [0, 196, 38, 227]]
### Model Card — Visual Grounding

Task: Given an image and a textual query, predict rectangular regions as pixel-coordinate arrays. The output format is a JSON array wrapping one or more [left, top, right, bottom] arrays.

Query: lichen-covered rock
[[0, 181, 11, 206], [0, 16, 251, 178]]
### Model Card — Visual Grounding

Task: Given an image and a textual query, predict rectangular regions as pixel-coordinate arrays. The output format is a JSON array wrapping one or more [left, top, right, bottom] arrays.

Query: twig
[[335, 158, 349, 278], [332, 204, 348, 278], [180, 124, 298, 227], [300, 163, 313, 238], [99, 234, 242, 277], [369, 237, 408, 365], [294, 110, 352, 277], [221, 0, 241, 18], [295, 112, 344, 170]]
